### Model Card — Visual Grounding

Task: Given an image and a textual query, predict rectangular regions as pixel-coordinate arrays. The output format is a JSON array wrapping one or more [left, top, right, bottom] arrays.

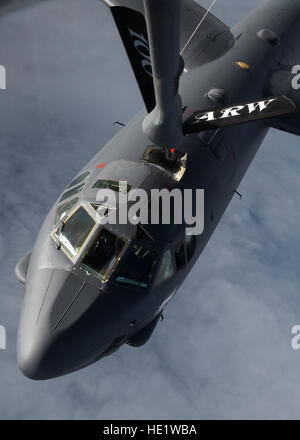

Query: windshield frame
[[51, 204, 98, 263], [79, 228, 128, 281], [114, 240, 160, 290], [92, 179, 133, 195], [51, 202, 130, 283]]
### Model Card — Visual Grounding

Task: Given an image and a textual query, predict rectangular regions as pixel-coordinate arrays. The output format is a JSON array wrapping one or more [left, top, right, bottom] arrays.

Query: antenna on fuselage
[[234, 190, 243, 200], [180, 0, 218, 57], [113, 121, 126, 127]]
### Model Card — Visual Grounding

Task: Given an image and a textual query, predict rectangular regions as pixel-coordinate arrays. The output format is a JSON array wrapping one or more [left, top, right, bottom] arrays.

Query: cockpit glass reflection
[[59, 182, 85, 202], [54, 197, 79, 225], [54, 206, 95, 258], [80, 229, 127, 280], [115, 244, 158, 288], [92, 179, 133, 195], [67, 171, 90, 189]]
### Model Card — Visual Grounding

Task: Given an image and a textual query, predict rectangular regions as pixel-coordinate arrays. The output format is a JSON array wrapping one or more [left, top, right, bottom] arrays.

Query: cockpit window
[[174, 240, 186, 271], [59, 182, 85, 202], [115, 244, 158, 289], [80, 229, 126, 280], [67, 171, 90, 189], [184, 234, 196, 261], [54, 197, 78, 225], [53, 206, 95, 259], [92, 179, 133, 195], [155, 249, 174, 286]]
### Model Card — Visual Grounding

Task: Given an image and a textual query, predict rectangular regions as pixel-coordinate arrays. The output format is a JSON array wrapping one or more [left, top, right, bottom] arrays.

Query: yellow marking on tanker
[[236, 61, 250, 70]]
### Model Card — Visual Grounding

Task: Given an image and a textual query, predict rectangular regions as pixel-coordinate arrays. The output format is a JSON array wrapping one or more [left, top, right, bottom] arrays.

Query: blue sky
[[1, 0, 300, 419]]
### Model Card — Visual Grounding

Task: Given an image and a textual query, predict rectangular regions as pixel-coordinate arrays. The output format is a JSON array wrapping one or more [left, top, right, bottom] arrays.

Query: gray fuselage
[[17, 0, 300, 379]]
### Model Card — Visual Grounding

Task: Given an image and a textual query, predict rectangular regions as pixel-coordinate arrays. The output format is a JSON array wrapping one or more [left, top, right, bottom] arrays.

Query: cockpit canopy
[[115, 245, 158, 289], [52, 199, 196, 289], [92, 179, 133, 195], [52, 205, 128, 280], [53, 206, 96, 259], [52, 204, 160, 288], [80, 229, 126, 281]]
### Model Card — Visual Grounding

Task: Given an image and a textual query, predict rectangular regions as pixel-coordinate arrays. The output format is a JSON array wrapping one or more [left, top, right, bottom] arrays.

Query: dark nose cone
[[17, 334, 86, 380], [17, 268, 105, 380], [17, 337, 64, 381]]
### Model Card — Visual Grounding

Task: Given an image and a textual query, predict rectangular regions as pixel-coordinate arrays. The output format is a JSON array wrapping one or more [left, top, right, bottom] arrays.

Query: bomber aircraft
[[8, 0, 300, 379]]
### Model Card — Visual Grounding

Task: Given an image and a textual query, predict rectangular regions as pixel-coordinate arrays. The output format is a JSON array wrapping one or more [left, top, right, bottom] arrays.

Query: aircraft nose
[[17, 268, 104, 380], [17, 337, 60, 380], [17, 333, 85, 380]]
